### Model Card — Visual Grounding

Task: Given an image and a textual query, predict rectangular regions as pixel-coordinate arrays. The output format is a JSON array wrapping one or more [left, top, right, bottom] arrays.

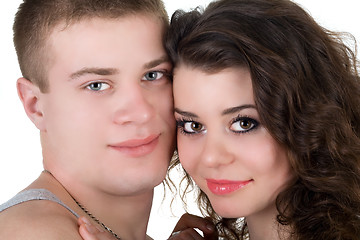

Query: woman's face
[[173, 66, 293, 219]]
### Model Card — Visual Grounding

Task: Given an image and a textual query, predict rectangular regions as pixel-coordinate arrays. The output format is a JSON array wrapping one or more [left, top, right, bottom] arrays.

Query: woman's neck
[[246, 205, 290, 240]]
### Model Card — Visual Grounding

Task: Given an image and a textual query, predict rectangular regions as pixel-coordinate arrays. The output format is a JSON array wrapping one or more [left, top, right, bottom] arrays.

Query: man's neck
[[38, 170, 154, 240], [79, 189, 154, 240]]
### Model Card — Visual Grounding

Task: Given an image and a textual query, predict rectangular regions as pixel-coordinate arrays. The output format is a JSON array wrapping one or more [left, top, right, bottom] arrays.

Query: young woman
[[166, 0, 360, 239], [79, 0, 360, 239]]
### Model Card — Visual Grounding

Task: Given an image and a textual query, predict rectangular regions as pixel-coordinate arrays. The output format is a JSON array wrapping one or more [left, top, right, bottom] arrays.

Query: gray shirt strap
[[0, 189, 79, 218]]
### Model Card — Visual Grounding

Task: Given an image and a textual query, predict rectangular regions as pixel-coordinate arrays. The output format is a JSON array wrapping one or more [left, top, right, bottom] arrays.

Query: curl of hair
[[167, 0, 360, 239]]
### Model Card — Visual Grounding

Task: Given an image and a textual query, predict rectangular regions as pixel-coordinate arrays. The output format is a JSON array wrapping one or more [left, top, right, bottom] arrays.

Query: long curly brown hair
[[166, 0, 360, 239]]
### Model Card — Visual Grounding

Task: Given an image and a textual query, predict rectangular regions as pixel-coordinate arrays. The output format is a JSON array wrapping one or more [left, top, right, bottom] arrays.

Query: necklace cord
[[42, 170, 122, 240], [74, 200, 122, 240]]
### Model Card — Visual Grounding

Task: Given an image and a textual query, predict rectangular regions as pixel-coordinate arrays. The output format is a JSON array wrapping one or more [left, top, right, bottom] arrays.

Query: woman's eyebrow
[[221, 104, 256, 116], [174, 108, 198, 118], [175, 105, 256, 118]]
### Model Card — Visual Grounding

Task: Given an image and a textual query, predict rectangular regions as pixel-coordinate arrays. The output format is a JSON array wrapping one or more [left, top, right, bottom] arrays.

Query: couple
[[1, 0, 360, 239]]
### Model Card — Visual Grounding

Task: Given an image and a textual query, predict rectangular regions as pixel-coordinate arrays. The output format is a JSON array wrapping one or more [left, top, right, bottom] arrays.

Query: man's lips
[[206, 179, 253, 195], [109, 135, 159, 157]]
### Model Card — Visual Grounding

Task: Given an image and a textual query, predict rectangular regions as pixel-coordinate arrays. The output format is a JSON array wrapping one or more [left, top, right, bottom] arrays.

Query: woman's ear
[[17, 77, 46, 131]]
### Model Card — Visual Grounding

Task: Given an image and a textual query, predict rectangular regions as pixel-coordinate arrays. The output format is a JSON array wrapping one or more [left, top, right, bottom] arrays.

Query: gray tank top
[[0, 189, 79, 218]]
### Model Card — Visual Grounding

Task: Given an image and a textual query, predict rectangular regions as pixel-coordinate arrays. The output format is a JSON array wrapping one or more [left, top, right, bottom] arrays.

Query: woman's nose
[[199, 134, 235, 168]]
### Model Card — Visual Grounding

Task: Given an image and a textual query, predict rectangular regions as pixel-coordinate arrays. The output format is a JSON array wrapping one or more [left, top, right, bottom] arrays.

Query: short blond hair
[[13, 0, 168, 92]]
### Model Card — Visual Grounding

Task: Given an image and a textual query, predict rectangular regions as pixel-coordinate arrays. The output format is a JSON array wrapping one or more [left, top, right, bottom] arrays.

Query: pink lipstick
[[206, 179, 253, 195], [109, 135, 159, 157]]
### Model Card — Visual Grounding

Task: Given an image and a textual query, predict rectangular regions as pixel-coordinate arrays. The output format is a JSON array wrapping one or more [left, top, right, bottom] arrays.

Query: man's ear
[[17, 77, 46, 131]]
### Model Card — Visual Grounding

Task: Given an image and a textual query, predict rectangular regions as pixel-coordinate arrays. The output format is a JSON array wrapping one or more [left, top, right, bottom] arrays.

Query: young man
[[0, 0, 175, 239]]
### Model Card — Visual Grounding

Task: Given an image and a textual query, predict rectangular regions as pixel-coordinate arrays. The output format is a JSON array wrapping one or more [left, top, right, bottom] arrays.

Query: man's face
[[40, 15, 175, 196]]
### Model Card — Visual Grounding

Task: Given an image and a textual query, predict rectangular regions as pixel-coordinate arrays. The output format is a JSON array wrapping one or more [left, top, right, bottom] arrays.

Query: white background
[[0, 1, 359, 239]]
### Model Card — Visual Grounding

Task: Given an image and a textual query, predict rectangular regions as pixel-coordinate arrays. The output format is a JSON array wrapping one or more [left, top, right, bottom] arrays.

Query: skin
[[0, 14, 175, 240], [173, 65, 294, 239], [41, 15, 175, 199], [78, 214, 218, 240]]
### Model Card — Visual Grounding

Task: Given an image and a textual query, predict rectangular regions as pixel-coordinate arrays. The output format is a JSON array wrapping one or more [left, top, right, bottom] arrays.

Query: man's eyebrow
[[222, 104, 256, 115], [143, 56, 170, 69], [174, 108, 198, 118], [69, 56, 169, 80], [69, 67, 119, 80]]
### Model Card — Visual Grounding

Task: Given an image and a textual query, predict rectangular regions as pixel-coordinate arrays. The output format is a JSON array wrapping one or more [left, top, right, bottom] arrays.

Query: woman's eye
[[86, 82, 110, 91], [177, 119, 205, 135], [142, 71, 164, 81], [183, 121, 205, 133], [230, 117, 258, 133]]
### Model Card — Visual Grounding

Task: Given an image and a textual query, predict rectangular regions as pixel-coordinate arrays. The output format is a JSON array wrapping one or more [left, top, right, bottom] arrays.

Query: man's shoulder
[[0, 198, 82, 239]]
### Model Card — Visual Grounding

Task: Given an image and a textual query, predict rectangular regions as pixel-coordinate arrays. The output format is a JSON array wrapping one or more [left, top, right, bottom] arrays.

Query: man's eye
[[230, 117, 258, 133], [142, 71, 164, 81], [86, 82, 110, 91], [184, 121, 205, 133]]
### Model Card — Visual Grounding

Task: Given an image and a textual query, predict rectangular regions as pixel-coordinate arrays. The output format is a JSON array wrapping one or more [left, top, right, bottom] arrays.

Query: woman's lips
[[206, 179, 253, 195], [109, 135, 159, 157]]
